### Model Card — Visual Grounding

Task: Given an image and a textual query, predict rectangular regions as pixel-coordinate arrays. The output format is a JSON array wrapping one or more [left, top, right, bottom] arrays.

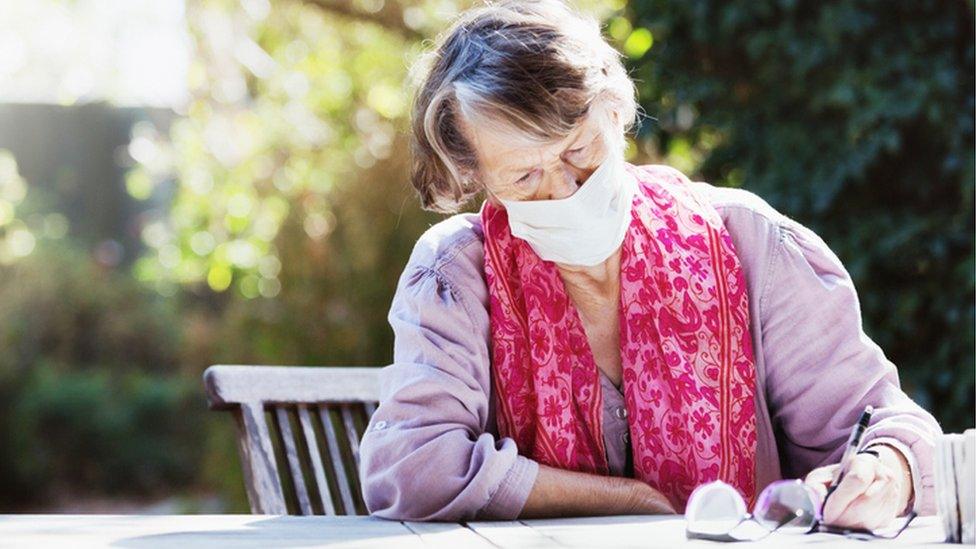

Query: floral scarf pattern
[[481, 163, 758, 511]]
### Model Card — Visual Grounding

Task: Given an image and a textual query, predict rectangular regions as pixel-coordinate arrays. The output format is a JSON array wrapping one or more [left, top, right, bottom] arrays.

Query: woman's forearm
[[519, 464, 676, 518]]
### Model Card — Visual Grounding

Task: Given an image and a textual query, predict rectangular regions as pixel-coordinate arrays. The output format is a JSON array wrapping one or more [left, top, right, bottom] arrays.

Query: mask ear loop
[[481, 184, 506, 207]]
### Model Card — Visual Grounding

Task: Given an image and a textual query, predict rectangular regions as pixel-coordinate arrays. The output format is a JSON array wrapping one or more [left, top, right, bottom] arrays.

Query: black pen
[[822, 405, 874, 507]]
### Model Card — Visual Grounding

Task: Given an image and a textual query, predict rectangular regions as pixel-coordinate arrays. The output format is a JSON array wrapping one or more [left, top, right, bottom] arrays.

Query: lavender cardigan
[[359, 179, 942, 521]]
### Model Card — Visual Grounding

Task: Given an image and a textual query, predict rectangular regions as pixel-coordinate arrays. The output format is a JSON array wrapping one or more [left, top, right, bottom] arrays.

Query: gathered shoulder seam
[[410, 264, 481, 338]]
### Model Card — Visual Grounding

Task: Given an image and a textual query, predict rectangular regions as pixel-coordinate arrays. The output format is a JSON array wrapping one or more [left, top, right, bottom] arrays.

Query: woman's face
[[461, 110, 615, 204]]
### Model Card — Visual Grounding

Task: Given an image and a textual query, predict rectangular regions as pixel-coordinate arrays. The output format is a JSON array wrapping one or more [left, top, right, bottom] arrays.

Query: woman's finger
[[803, 464, 839, 503], [821, 455, 878, 524], [831, 477, 897, 531], [804, 464, 839, 487]]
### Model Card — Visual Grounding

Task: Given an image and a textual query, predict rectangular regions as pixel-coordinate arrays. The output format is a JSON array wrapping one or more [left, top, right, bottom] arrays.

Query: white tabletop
[[0, 514, 947, 548]]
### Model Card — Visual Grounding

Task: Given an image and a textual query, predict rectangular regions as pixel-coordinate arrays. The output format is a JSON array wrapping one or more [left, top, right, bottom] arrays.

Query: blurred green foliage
[[127, 0, 614, 297], [630, 0, 974, 430], [0, 242, 206, 504], [9, 363, 201, 494], [0, 0, 971, 511]]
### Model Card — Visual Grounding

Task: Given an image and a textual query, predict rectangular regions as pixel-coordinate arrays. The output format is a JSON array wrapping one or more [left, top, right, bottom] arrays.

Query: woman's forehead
[[467, 114, 597, 173]]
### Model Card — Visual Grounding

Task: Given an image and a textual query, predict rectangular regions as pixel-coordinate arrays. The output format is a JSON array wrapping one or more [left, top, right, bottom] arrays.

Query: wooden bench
[[203, 365, 380, 516]]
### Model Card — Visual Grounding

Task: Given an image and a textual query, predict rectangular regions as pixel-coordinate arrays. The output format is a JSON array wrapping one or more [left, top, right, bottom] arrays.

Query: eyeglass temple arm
[[811, 509, 918, 539]]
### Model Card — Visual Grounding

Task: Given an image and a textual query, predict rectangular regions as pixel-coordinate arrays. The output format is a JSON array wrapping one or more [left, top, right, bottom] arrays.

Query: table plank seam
[[518, 519, 570, 547], [460, 521, 503, 548]]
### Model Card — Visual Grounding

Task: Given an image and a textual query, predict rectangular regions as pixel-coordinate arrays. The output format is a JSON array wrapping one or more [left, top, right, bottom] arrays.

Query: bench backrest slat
[[204, 365, 381, 515]]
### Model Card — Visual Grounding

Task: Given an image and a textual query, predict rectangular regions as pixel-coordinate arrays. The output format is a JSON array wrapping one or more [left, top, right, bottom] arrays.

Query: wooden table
[[0, 514, 947, 547]]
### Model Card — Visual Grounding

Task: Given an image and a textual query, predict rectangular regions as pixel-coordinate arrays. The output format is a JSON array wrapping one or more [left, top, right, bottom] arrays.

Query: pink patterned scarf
[[482, 163, 758, 511]]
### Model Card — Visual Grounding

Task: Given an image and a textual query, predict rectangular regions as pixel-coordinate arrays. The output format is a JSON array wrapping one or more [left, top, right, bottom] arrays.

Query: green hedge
[[630, 0, 975, 431], [0, 243, 205, 507]]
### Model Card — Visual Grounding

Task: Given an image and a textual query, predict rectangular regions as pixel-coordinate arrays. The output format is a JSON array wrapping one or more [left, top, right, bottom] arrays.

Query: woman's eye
[[515, 171, 534, 185]]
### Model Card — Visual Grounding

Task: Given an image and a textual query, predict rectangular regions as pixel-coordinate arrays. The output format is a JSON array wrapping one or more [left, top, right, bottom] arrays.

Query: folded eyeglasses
[[685, 479, 917, 542]]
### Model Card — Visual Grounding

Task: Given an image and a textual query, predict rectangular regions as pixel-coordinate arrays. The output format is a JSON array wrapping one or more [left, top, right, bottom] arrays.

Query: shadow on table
[[111, 516, 413, 548], [518, 514, 679, 525]]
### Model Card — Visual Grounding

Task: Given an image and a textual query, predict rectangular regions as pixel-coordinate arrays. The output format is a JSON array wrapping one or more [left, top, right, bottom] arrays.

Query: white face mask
[[497, 145, 637, 266]]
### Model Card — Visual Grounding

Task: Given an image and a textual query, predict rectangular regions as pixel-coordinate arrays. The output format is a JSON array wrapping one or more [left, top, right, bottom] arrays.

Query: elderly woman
[[359, 0, 942, 529]]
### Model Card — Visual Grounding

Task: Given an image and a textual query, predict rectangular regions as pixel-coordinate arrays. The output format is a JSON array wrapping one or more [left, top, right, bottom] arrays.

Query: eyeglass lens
[[753, 480, 818, 533], [684, 481, 748, 536]]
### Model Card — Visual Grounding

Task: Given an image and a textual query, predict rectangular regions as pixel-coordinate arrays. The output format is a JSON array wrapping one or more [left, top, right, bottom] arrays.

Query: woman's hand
[[803, 444, 913, 531], [623, 478, 678, 515]]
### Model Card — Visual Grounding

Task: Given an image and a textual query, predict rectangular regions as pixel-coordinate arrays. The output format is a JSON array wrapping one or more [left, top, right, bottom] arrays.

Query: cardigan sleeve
[[358, 258, 539, 521], [759, 216, 942, 516]]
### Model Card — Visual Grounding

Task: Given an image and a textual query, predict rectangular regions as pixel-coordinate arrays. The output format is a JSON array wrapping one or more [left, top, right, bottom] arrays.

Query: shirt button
[[373, 420, 387, 430], [621, 432, 630, 444], [613, 406, 628, 419]]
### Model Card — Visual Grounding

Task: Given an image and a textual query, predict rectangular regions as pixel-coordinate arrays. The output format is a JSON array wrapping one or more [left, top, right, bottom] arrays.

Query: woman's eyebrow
[[501, 160, 530, 175], [499, 157, 536, 176]]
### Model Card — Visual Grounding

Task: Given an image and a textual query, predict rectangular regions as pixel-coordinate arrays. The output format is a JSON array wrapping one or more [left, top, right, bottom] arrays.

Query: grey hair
[[408, 0, 640, 213]]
